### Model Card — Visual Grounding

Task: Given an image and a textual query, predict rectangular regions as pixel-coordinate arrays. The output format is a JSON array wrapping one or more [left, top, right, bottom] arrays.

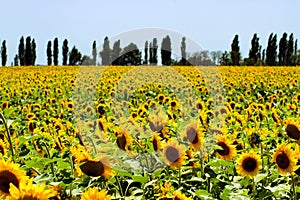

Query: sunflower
[[116, 131, 133, 152], [81, 188, 111, 200], [79, 157, 115, 179], [272, 143, 297, 175], [183, 121, 204, 151], [157, 94, 165, 103], [25, 113, 35, 120], [0, 159, 27, 197], [169, 100, 179, 110], [1, 101, 9, 110], [66, 102, 73, 111], [161, 139, 187, 169], [216, 135, 236, 160], [0, 140, 7, 156], [6, 178, 56, 200], [236, 150, 261, 178], [152, 134, 163, 151], [27, 121, 37, 133], [195, 100, 205, 111], [285, 118, 300, 141], [172, 190, 193, 200]]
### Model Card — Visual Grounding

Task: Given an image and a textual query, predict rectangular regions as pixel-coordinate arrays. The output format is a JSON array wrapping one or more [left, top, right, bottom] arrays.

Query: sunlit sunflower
[[285, 118, 300, 141], [27, 120, 37, 133], [6, 178, 56, 200], [0, 159, 27, 197], [79, 156, 115, 179], [81, 188, 111, 200], [236, 150, 261, 178], [169, 100, 179, 110], [161, 139, 187, 169], [195, 100, 205, 111], [172, 190, 193, 200], [272, 143, 297, 175], [183, 121, 204, 151], [25, 113, 35, 120], [1, 101, 9, 110], [70, 145, 92, 164], [216, 135, 236, 160], [66, 102, 73, 111], [157, 94, 165, 103]]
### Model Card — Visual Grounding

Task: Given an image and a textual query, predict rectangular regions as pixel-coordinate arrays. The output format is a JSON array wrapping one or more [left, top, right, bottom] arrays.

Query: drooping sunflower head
[[183, 121, 204, 151], [285, 118, 300, 141], [81, 188, 111, 200], [152, 134, 163, 152], [79, 157, 115, 179], [272, 143, 297, 175], [236, 150, 261, 178], [161, 139, 187, 169], [116, 130, 133, 152], [0, 159, 27, 197], [215, 135, 236, 160]]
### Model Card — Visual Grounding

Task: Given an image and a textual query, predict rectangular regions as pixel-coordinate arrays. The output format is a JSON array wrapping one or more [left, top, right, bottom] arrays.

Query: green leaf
[[195, 189, 213, 199], [132, 175, 149, 184], [208, 159, 234, 167], [254, 173, 267, 183]]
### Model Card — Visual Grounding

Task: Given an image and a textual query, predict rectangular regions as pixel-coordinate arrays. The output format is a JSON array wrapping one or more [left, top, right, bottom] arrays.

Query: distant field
[[0, 66, 300, 199]]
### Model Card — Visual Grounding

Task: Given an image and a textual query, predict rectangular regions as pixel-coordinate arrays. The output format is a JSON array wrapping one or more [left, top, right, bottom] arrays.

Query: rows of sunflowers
[[0, 66, 300, 199]]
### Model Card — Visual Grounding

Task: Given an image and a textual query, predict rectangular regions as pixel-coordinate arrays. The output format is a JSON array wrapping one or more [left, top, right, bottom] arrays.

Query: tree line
[[0, 33, 299, 66]]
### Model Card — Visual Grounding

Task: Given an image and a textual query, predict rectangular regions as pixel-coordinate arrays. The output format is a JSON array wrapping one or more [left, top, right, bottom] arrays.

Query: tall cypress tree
[[230, 34, 241, 66], [14, 55, 19, 66], [266, 33, 277, 66], [287, 33, 294, 65], [161, 35, 172, 65], [100, 37, 111, 65], [278, 33, 288, 66], [144, 41, 148, 65], [31, 39, 36, 66], [18, 36, 25, 66], [111, 40, 121, 65], [62, 39, 69, 65], [149, 42, 153, 64], [53, 38, 59, 65], [92, 41, 97, 65], [181, 37, 187, 65], [25, 36, 32, 66], [47, 41, 52, 65], [152, 38, 158, 65], [1, 40, 7, 66], [248, 33, 260, 64]]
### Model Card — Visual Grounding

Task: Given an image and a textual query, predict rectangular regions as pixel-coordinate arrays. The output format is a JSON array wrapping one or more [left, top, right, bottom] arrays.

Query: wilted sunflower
[[285, 118, 300, 141], [81, 188, 111, 200], [6, 178, 56, 200], [183, 121, 204, 151], [161, 139, 187, 169], [0, 159, 27, 197], [272, 143, 297, 175], [216, 135, 236, 160], [236, 150, 261, 178]]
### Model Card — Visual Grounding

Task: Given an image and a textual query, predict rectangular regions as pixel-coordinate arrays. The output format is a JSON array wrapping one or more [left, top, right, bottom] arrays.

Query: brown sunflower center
[[276, 152, 290, 169], [166, 146, 179, 163], [0, 170, 19, 194], [153, 138, 158, 151], [286, 124, 300, 140], [216, 142, 230, 156], [242, 157, 257, 172], [117, 134, 127, 151], [79, 160, 105, 177], [186, 127, 199, 144]]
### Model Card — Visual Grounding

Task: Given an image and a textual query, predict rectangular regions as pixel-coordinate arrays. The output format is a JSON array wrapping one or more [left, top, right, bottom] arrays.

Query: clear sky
[[0, 0, 299, 65]]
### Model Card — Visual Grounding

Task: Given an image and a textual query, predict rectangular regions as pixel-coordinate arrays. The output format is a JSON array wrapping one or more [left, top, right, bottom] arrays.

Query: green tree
[[53, 38, 59, 65], [18, 36, 25, 66], [69, 46, 82, 65], [144, 41, 148, 65], [266, 33, 277, 66], [62, 39, 69, 65], [180, 37, 187, 65], [14, 55, 19, 66], [25, 36, 32, 66], [118, 43, 141, 66], [92, 41, 97, 65], [47, 41, 52, 65], [152, 38, 158, 65], [248, 33, 260, 65], [149, 42, 153, 64], [100, 36, 111, 65], [278, 32, 288, 66], [31, 39, 36, 66], [287, 33, 294, 65], [111, 40, 121, 65], [220, 51, 231, 65], [1, 40, 7, 66], [230, 34, 241, 66], [161, 35, 172, 65]]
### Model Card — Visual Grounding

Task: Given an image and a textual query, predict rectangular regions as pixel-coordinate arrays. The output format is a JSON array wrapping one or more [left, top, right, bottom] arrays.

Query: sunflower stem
[[42, 141, 56, 180], [260, 143, 264, 174], [115, 175, 124, 197], [291, 174, 296, 200], [178, 167, 182, 188], [0, 112, 15, 160]]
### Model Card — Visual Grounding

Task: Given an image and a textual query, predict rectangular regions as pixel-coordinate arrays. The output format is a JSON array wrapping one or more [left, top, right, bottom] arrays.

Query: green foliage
[[1, 40, 7, 66], [62, 39, 69, 65], [53, 38, 59, 65], [161, 35, 172, 66]]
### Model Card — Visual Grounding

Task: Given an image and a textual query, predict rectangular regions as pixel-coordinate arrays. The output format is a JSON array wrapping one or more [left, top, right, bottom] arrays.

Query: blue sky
[[0, 0, 299, 65]]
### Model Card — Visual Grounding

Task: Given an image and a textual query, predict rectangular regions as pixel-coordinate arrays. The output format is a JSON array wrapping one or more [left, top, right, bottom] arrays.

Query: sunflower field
[[0, 66, 300, 200]]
